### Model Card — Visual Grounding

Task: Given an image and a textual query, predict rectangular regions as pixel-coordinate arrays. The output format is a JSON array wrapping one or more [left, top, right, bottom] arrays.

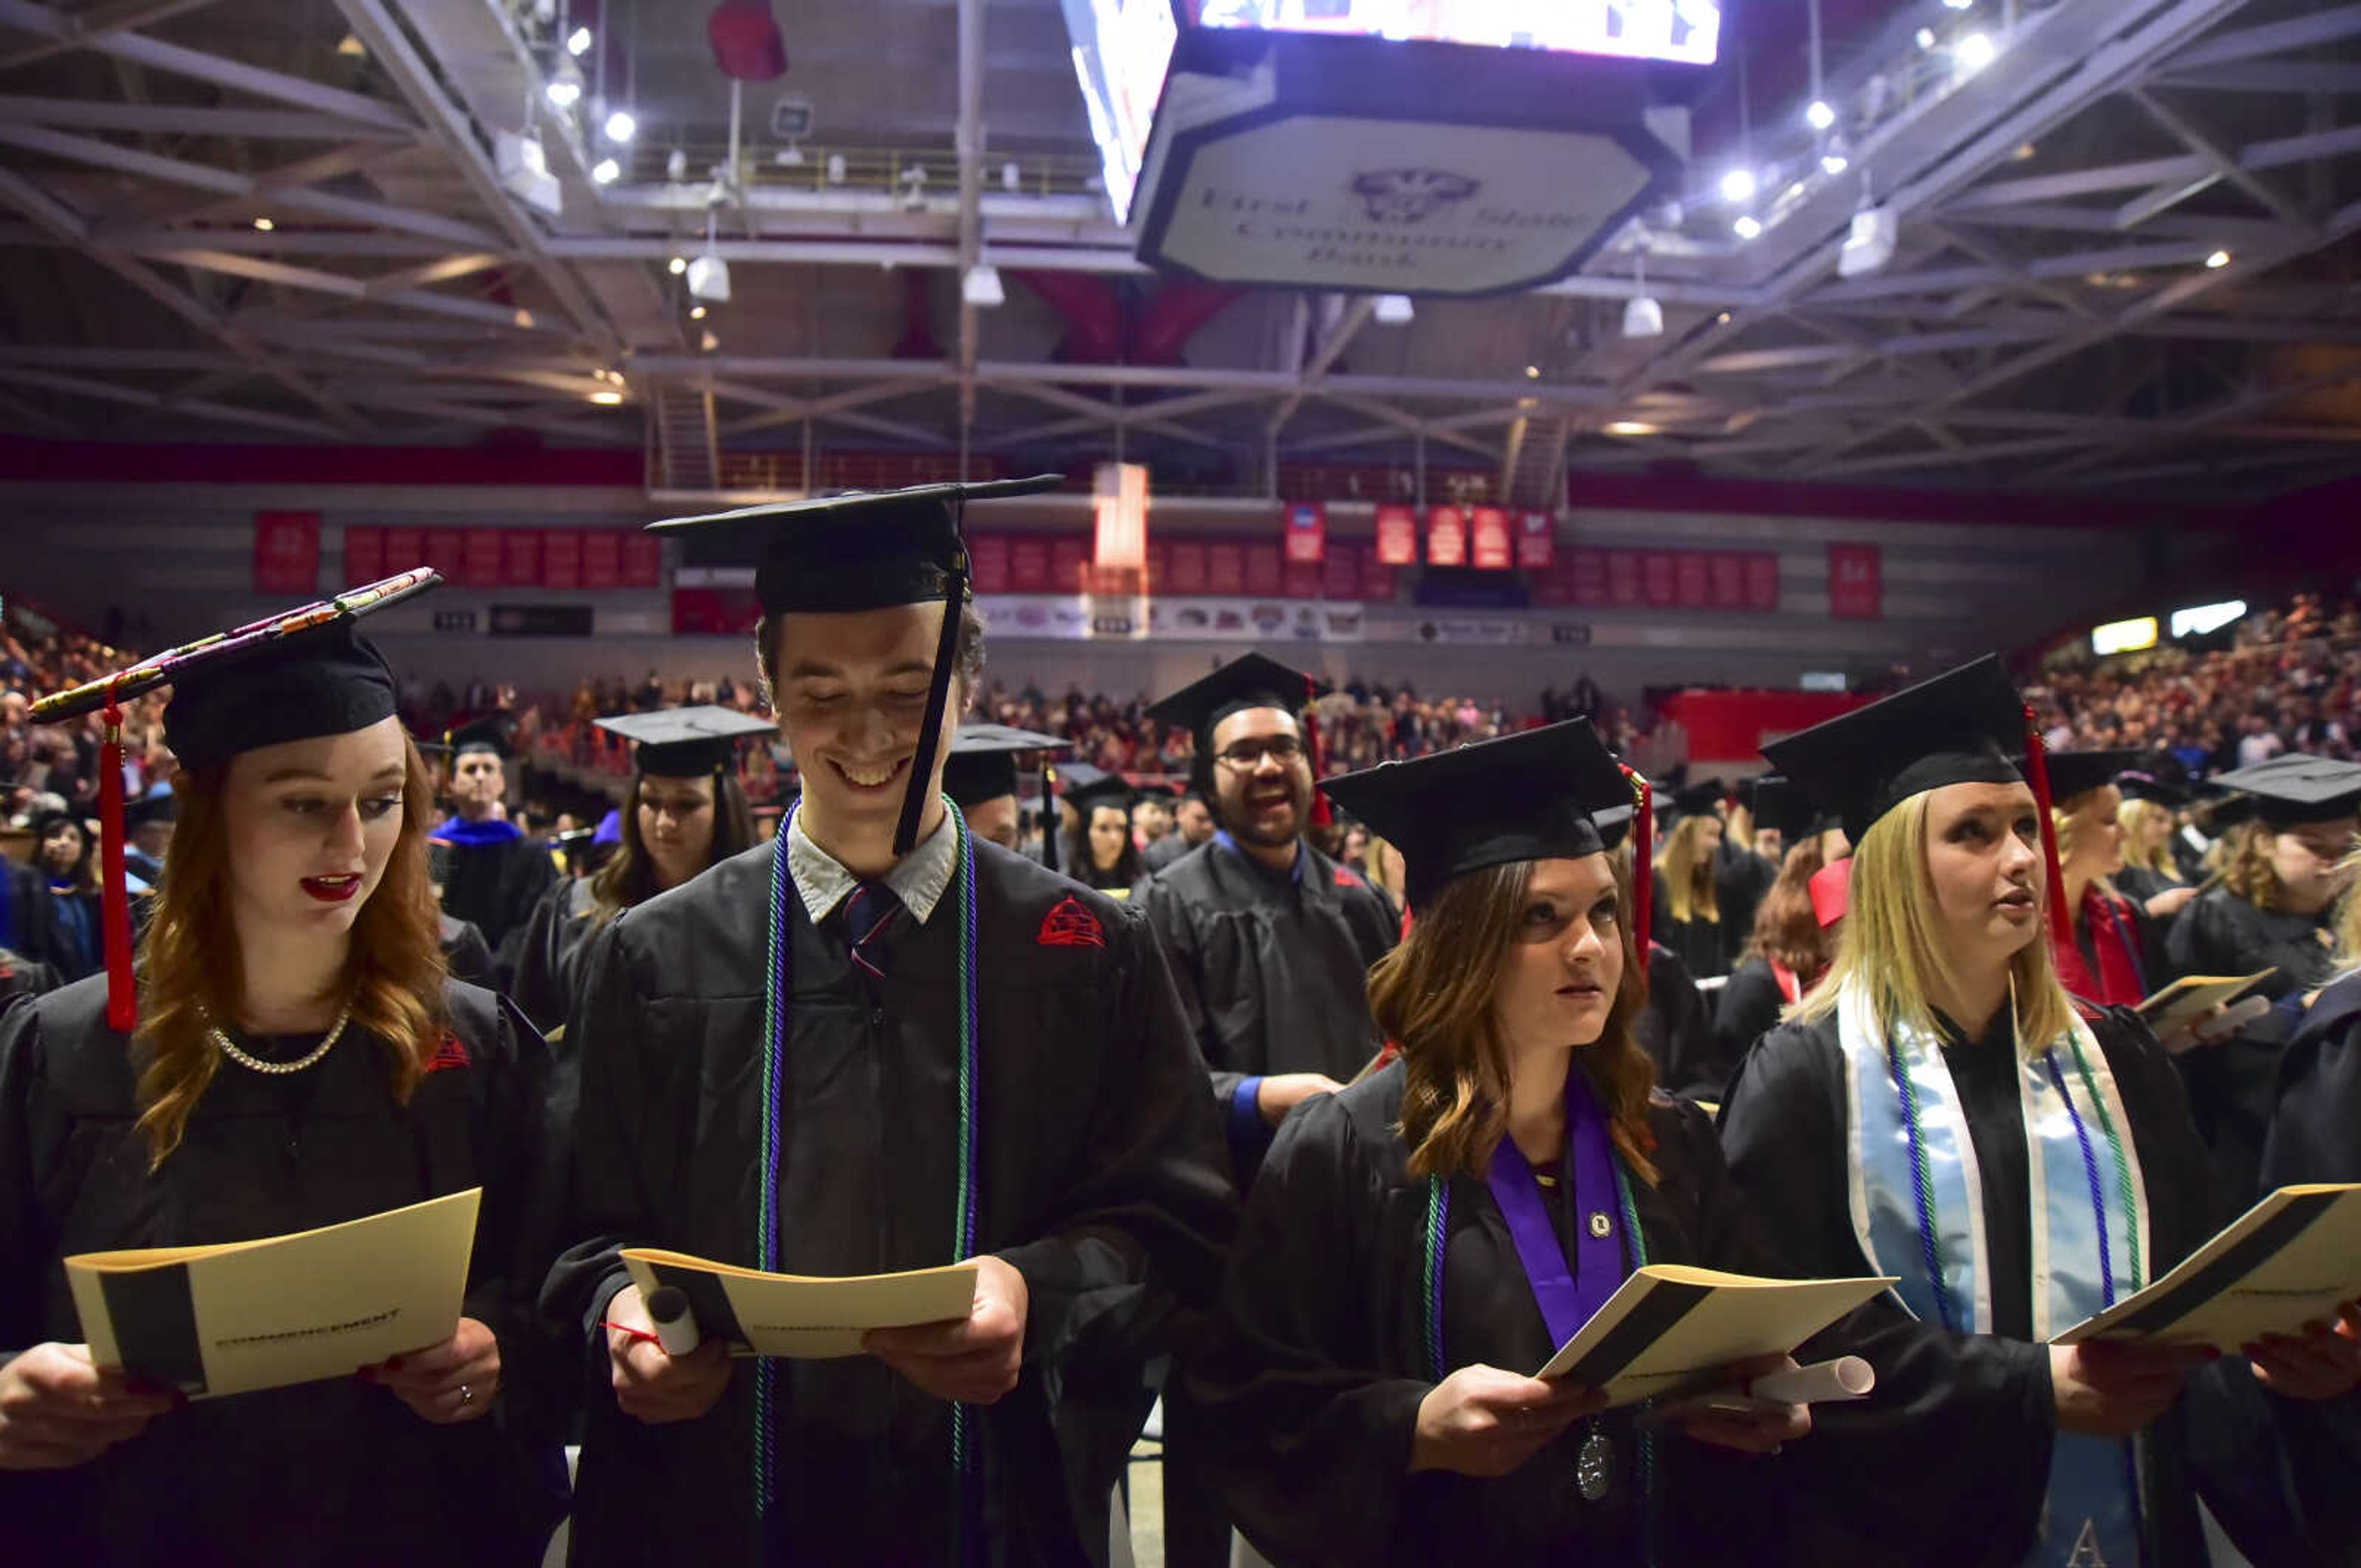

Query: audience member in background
[[1136, 653, 1401, 1568], [1061, 768, 1144, 894], [31, 808, 101, 982], [428, 718, 558, 974], [1132, 794, 1174, 856], [1712, 779, 1781, 970], [2043, 751, 2175, 1011], [1709, 785, 1844, 1100], [940, 723, 1063, 857], [1722, 656, 2359, 1568], [0, 610, 566, 1565], [509, 707, 766, 1034], [1192, 721, 1808, 1568], [122, 792, 173, 888], [2113, 773, 2197, 912], [1650, 785, 1729, 980], [2261, 849, 2361, 1189], [1145, 790, 1216, 872]]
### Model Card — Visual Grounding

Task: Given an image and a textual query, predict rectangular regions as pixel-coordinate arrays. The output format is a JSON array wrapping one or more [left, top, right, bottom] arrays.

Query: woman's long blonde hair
[[1791, 790, 2076, 1052], [1653, 813, 1722, 925], [2331, 848, 2361, 974], [1375, 855, 1658, 1186], [133, 737, 447, 1165], [2116, 797, 2183, 883], [2052, 786, 2124, 908]]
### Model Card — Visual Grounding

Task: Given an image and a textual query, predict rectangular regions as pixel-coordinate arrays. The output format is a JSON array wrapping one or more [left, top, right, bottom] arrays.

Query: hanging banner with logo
[[1283, 501, 1326, 564], [253, 511, 320, 596], [1516, 511, 1555, 571], [1426, 505, 1468, 567], [1375, 503, 1420, 566], [1010, 538, 1052, 594], [342, 525, 385, 586], [1050, 536, 1091, 594], [1470, 505, 1513, 570], [1829, 543, 1882, 619]]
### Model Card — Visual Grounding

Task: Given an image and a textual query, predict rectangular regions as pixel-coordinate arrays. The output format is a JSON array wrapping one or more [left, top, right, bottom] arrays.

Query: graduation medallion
[[1587, 1210, 1613, 1239], [1575, 1427, 1616, 1502]]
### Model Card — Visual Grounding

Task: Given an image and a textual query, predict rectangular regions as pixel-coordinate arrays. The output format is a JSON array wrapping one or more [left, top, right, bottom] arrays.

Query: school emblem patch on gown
[[425, 1034, 472, 1073], [1037, 896, 1105, 950]]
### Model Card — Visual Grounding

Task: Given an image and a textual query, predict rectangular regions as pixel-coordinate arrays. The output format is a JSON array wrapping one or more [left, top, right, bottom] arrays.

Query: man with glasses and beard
[[1136, 653, 1401, 1568]]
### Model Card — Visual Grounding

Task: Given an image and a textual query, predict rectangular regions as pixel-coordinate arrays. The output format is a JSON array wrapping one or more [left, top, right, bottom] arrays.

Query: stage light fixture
[[2205, 249, 2231, 269], [567, 25, 593, 55], [962, 264, 1006, 308], [1915, 26, 1936, 47], [668, 256, 688, 275], [1719, 168, 1756, 203], [1733, 215, 1763, 240], [252, 216, 275, 232], [666, 148, 688, 182], [689, 304, 707, 320], [1605, 421, 1658, 436], [496, 129, 562, 217], [1622, 296, 1664, 338], [590, 389, 624, 406], [1524, 364, 1541, 379], [604, 109, 637, 144], [591, 157, 620, 184], [1374, 293, 1415, 325], [545, 58, 583, 109], [1806, 100, 1835, 131], [687, 249, 732, 304], [1821, 152, 1850, 176], [1956, 32, 1994, 71]]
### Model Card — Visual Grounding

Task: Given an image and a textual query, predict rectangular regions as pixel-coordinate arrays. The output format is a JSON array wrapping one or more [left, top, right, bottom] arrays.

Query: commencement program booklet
[[66, 1188, 480, 1399], [2055, 1183, 2361, 1350], [1532, 1264, 1894, 1406], [620, 1248, 978, 1358], [2135, 969, 2276, 1047]]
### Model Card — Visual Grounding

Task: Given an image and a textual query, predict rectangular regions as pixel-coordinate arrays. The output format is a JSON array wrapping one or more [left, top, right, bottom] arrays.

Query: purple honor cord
[[1486, 1066, 1626, 1349]]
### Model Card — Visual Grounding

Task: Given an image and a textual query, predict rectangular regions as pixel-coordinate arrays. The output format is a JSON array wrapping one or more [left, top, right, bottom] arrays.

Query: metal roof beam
[[0, 364, 338, 438], [0, 95, 415, 141], [0, 0, 221, 71], [2167, 4, 2361, 71], [2130, 88, 2320, 233]]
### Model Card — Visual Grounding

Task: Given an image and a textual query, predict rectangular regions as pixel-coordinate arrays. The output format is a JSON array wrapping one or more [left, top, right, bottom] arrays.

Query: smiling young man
[[543, 478, 1233, 1567], [427, 717, 556, 971]]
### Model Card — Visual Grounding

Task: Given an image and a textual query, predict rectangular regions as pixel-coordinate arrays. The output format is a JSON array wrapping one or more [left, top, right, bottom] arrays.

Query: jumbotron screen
[[1194, 0, 1722, 66]]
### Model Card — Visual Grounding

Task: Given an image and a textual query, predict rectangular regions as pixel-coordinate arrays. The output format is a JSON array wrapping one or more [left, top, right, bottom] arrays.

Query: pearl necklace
[[205, 1001, 355, 1076]]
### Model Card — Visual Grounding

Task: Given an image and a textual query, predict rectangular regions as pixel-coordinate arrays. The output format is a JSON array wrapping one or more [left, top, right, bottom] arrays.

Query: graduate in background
[[1650, 782, 1730, 980], [542, 478, 1233, 1567], [1718, 655, 2359, 1568], [428, 717, 557, 972], [507, 706, 765, 1035], [1713, 777, 1781, 969], [940, 723, 1066, 857], [2042, 749, 2178, 1012], [2261, 848, 2361, 1188], [0, 595, 564, 1564], [2112, 770, 2199, 914], [1059, 765, 1145, 893], [1707, 778, 1843, 1098], [1190, 720, 1809, 1568]]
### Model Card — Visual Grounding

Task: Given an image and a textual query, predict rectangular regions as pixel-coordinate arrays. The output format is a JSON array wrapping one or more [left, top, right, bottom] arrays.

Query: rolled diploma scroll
[[645, 1285, 703, 1357], [1741, 1355, 1874, 1405]]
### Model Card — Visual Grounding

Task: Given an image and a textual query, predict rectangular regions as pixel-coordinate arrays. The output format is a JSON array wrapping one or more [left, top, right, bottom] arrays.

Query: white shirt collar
[[785, 806, 960, 926]]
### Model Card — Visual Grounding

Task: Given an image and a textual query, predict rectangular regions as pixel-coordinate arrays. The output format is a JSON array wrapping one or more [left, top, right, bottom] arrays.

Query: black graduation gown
[[1185, 1063, 1790, 1568], [1648, 884, 1726, 983], [0, 975, 568, 1567], [2261, 970, 2361, 1188], [1635, 942, 1720, 1105], [1713, 844, 1775, 973], [440, 912, 497, 989], [1716, 1005, 2339, 1567], [2166, 887, 2335, 1001], [1707, 958, 1792, 1101], [542, 838, 1235, 1568], [436, 825, 559, 971], [1134, 838, 1398, 1173], [507, 878, 598, 1035], [1, 859, 73, 982]]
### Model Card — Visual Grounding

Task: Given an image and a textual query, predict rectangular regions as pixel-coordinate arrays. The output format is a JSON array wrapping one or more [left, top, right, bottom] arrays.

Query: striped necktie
[[842, 880, 900, 981]]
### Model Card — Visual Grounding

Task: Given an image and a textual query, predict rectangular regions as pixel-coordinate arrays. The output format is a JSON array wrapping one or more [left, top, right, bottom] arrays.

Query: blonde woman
[[2167, 755, 2359, 1002], [2041, 752, 2181, 1011], [1190, 722, 1811, 1568], [1650, 786, 1728, 979], [2112, 773, 2192, 910], [1720, 656, 2359, 1568]]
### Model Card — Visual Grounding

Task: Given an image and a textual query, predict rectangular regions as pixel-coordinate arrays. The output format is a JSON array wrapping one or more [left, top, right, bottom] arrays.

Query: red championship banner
[[1375, 503, 1420, 567], [1283, 501, 1326, 564], [970, 534, 1011, 595], [462, 527, 504, 589], [1321, 541, 1361, 601], [1244, 542, 1284, 597], [1010, 538, 1051, 594], [621, 531, 663, 588], [253, 511, 320, 596], [1641, 551, 1677, 607], [1570, 549, 1609, 606], [1426, 505, 1468, 567], [382, 526, 425, 573], [1674, 551, 1711, 609], [1607, 550, 1642, 605], [1050, 536, 1091, 594], [1283, 559, 1323, 599], [580, 530, 622, 591], [342, 524, 386, 585], [1207, 541, 1246, 596], [1168, 540, 1209, 596], [1469, 506, 1513, 570], [1516, 511, 1555, 571], [1745, 552, 1781, 611], [501, 529, 544, 587], [1708, 551, 1746, 609], [1829, 543, 1881, 619], [1145, 539, 1171, 596], [542, 529, 582, 589], [424, 529, 467, 583]]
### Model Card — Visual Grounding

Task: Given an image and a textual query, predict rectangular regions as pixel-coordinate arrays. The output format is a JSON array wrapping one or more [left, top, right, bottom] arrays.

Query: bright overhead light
[[2205, 249, 2232, 269], [1524, 364, 1541, 379], [545, 60, 582, 109], [1716, 311, 1733, 325], [604, 109, 637, 144], [1373, 293, 1415, 325], [1733, 215, 1763, 240], [1942, 0, 1974, 9], [1605, 420, 1659, 436], [334, 31, 365, 58], [1622, 296, 1663, 339], [962, 263, 1006, 309], [566, 25, 593, 55], [700, 329, 719, 352], [590, 157, 620, 184], [589, 389, 623, 405], [1956, 32, 1995, 71], [1821, 153, 1850, 176], [251, 216, 275, 232], [1915, 26, 1936, 48], [689, 304, 707, 320], [668, 255, 687, 275], [1806, 100, 1836, 132], [1719, 168, 1757, 203], [687, 249, 731, 304]]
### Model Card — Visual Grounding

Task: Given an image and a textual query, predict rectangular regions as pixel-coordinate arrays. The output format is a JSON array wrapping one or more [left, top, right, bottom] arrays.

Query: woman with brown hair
[[1190, 720, 1809, 1568], [508, 705, 765, 1033], [0, 602, 564, 1565], [1706, 779, 1844, 1098]]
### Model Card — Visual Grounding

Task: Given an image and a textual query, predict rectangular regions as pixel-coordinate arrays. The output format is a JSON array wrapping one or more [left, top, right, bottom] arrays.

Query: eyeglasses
[[1214, 735, 1305, 769]]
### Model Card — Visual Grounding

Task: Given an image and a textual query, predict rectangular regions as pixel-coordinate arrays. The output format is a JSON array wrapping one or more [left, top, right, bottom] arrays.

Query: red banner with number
[[1829, 543, 1881, 619], [1050, 537, 1090, 593], [1283, 502, 1326, 564], [970, 535, 1010, 595], [1375, 504, 1420, 567], [1321, 542, 1361, 601], [1362, 547, 1396, 602], [342, 524, 385, 586], [1010, 538, 1051, 594], [1245, 542, 1283, 597], [382, 526, 424, 573], [1426, 505, 1468, 567], [253, 511, 320, 596], [1469, 506, 1512, 570], [1516, 511, 1555, 571]]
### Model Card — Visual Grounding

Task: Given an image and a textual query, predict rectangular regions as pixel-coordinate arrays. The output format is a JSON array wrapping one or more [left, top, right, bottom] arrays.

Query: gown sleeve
[[0, 1001, 49, 1359], [1646, 945, 1722, 1103], [505, 880, 577, 1036], [1134, 873, 1249, 1114], [1184, 1093, 1430, 1568]]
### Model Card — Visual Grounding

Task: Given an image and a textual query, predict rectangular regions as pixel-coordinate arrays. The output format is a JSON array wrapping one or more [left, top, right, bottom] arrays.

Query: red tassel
[[1303, 674, 1332, 829], [1622, 765, 1653, 958], [99, 678, 136, 1033], [2021, 704, 2071, 955]]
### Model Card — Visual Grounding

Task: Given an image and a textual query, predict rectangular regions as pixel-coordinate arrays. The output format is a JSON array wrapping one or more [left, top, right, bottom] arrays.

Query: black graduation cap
[[445, 715, 513, 761], [647, 475, 1061, 854], [1319, 719, 1635, 911], [1659, 778, 1726, 824], [2212, 754, 2361, 829], [2038, 748, 2147, 804], [2115, 769, 2189, 808], [2205, 794, 2259, 832], [941, 723, 1067, 810], [1761, 653, 2027, 846], [1145, 652, 1329, 749], [125, 791, 180, 829], [1061, 766, 1137, 822], [1747, 776, 1835, 844], [593, 705, 775, 779]]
